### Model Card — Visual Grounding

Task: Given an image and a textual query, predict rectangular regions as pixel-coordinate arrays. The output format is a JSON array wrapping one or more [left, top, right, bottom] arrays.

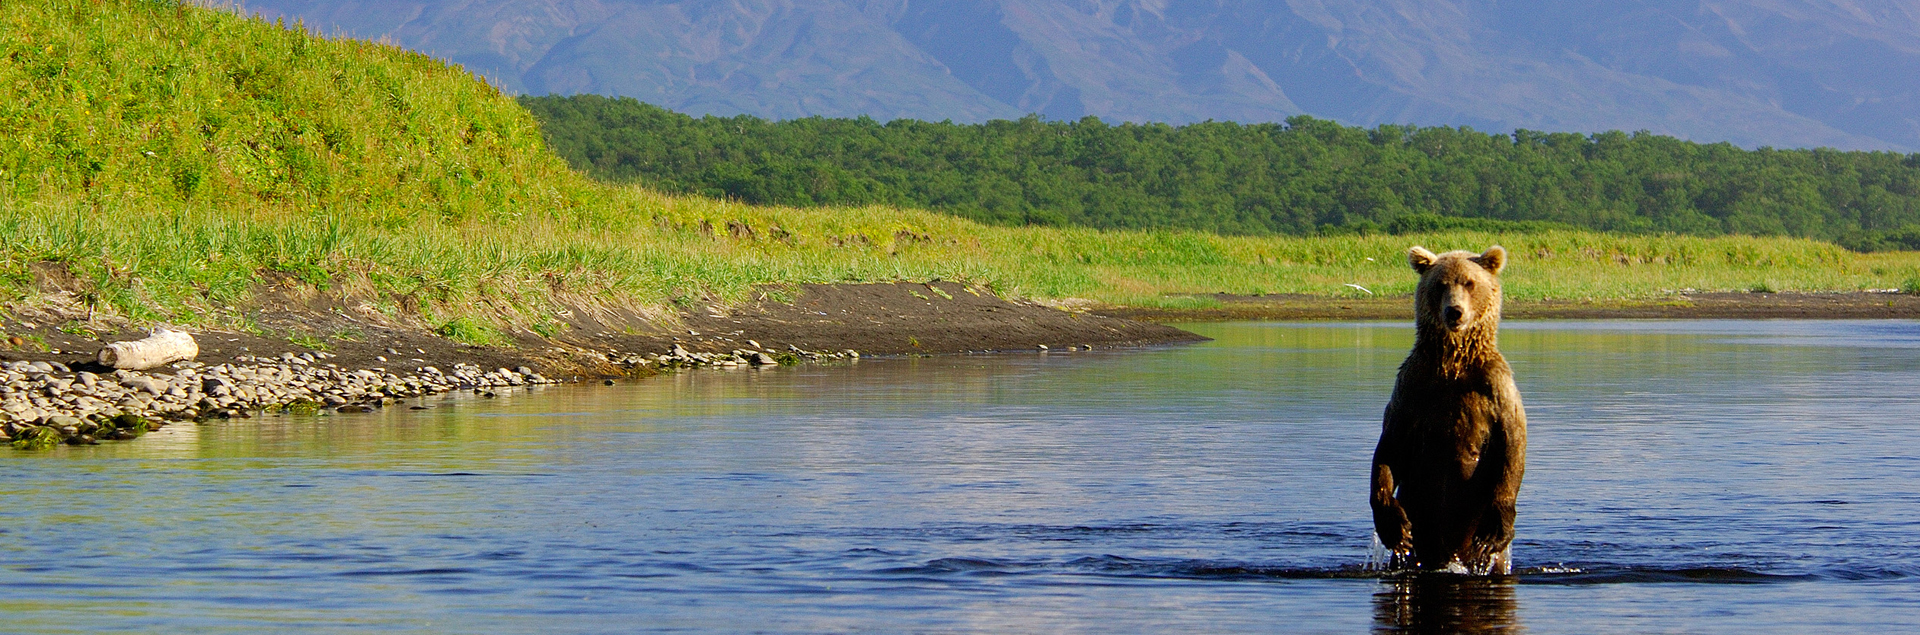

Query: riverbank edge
[[1094, 290, 1920, 321], [0, 280, 1203, 449], [8, 285, 1916, 450]]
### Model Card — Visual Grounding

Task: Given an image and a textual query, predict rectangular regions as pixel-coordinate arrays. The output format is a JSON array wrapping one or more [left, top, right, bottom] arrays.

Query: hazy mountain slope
[[243, 0, 1022, 122], [226, 1, 606, 93], [519, 0, 1023, 122], [1478, 1, 1920, 149], [242, 0, 1920, 150], [937, 0, 1901, 149]]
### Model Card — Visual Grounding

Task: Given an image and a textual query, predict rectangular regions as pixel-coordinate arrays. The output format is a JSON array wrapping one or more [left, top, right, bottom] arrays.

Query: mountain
[[240, 1, 1920, 151]]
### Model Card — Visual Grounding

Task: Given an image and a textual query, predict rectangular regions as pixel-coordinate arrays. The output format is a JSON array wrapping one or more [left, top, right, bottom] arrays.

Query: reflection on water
[[1, 320, 1918, 633], [1374, 575, 1521, 634]]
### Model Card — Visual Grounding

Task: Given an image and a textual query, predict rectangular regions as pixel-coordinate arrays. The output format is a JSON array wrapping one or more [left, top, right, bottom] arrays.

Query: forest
[[520, 95, 1920, 251]]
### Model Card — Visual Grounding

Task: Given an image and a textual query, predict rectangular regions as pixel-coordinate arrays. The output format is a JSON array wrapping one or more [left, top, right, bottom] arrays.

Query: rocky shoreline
[[1, 341, 866, 449], [4, 278, 1206, 450]]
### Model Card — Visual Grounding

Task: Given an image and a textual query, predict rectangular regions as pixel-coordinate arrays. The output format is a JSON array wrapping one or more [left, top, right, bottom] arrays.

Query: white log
[[99, 328, 199, 370]]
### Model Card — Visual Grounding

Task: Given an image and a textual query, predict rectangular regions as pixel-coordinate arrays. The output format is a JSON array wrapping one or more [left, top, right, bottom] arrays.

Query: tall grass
[[2, 1, 1917, 334]]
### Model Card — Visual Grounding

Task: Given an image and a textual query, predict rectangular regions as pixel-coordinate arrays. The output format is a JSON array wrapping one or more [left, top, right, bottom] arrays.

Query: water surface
[[3, 320, 1917, 633]]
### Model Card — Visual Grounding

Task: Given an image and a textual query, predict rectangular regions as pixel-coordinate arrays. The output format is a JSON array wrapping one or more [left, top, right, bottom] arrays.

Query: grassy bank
[[8, 191, 1917, 328], [3, 1, 1918, 342]]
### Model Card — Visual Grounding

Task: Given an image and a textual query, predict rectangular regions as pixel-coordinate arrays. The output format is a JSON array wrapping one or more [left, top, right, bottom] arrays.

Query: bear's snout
[[1441, 286, 1475, 330]]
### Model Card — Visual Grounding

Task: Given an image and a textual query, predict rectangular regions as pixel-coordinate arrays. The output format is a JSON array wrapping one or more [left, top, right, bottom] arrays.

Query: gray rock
[[122, 376, 167, 396]]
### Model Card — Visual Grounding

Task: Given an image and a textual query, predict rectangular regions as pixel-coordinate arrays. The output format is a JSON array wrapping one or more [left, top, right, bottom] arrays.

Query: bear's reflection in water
[[1372, 575, 1521, 634]]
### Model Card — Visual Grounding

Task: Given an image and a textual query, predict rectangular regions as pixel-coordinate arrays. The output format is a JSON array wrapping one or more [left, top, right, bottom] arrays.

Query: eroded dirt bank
[[3, 280, 1203, 380], [674, 281, 1204, 355]]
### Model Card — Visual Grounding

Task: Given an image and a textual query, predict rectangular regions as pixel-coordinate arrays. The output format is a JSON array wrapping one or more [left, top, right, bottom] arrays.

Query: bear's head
[[1408, 245, 1507, 333]]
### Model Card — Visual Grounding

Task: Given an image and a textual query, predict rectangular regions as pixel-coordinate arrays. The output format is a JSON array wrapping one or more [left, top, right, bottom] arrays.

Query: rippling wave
[[865, 550, 1908, 585]]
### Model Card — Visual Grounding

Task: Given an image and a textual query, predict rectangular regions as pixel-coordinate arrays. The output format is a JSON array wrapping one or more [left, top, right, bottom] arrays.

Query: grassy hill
[[2, 0, 589, 217], [2, 1, 1917, 343]]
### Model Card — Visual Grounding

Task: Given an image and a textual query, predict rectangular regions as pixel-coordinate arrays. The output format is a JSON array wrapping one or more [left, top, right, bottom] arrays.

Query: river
[[3, 320, 1917, 633]]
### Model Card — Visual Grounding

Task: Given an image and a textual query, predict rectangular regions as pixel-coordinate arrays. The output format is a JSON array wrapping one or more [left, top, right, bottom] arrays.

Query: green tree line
[[520, 94, 1920, 251]]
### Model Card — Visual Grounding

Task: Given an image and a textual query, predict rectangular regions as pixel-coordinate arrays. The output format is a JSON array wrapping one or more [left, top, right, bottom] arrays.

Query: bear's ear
[[1474, 245, 1508, 275], [1408, 246, 1438, 273]]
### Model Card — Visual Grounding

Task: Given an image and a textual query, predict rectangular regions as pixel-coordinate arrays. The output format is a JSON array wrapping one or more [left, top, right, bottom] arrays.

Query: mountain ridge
[[239, 0, 1920, 151]]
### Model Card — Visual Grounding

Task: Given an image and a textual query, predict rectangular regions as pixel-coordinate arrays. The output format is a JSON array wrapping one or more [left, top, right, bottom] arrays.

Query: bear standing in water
[[1371, 245, 1528, 574]]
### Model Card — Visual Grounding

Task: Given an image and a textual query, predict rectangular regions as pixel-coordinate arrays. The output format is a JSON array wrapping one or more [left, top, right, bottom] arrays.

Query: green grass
[[1, 0, 1917, 340], [434, 316, 507, 347], [0, 0, 591, 218], [286, 333, 329, 351], [8, 193, 1914, 324]]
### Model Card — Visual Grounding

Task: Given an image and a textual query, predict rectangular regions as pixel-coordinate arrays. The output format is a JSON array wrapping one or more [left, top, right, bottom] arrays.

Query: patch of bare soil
[[1097, 292, 1920, 322], [674, 280, 1206, 355]]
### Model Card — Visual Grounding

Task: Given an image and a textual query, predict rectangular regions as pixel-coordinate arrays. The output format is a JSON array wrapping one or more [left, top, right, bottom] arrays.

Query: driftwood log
[[98, 328, 199, 370]]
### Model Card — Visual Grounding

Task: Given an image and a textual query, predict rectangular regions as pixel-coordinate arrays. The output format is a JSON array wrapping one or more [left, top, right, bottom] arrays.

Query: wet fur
[[1371, 246, 1528, 573]]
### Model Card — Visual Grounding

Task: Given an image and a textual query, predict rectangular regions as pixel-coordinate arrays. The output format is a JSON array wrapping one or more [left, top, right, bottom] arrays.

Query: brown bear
[[1370, 245, 1528, 574]]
